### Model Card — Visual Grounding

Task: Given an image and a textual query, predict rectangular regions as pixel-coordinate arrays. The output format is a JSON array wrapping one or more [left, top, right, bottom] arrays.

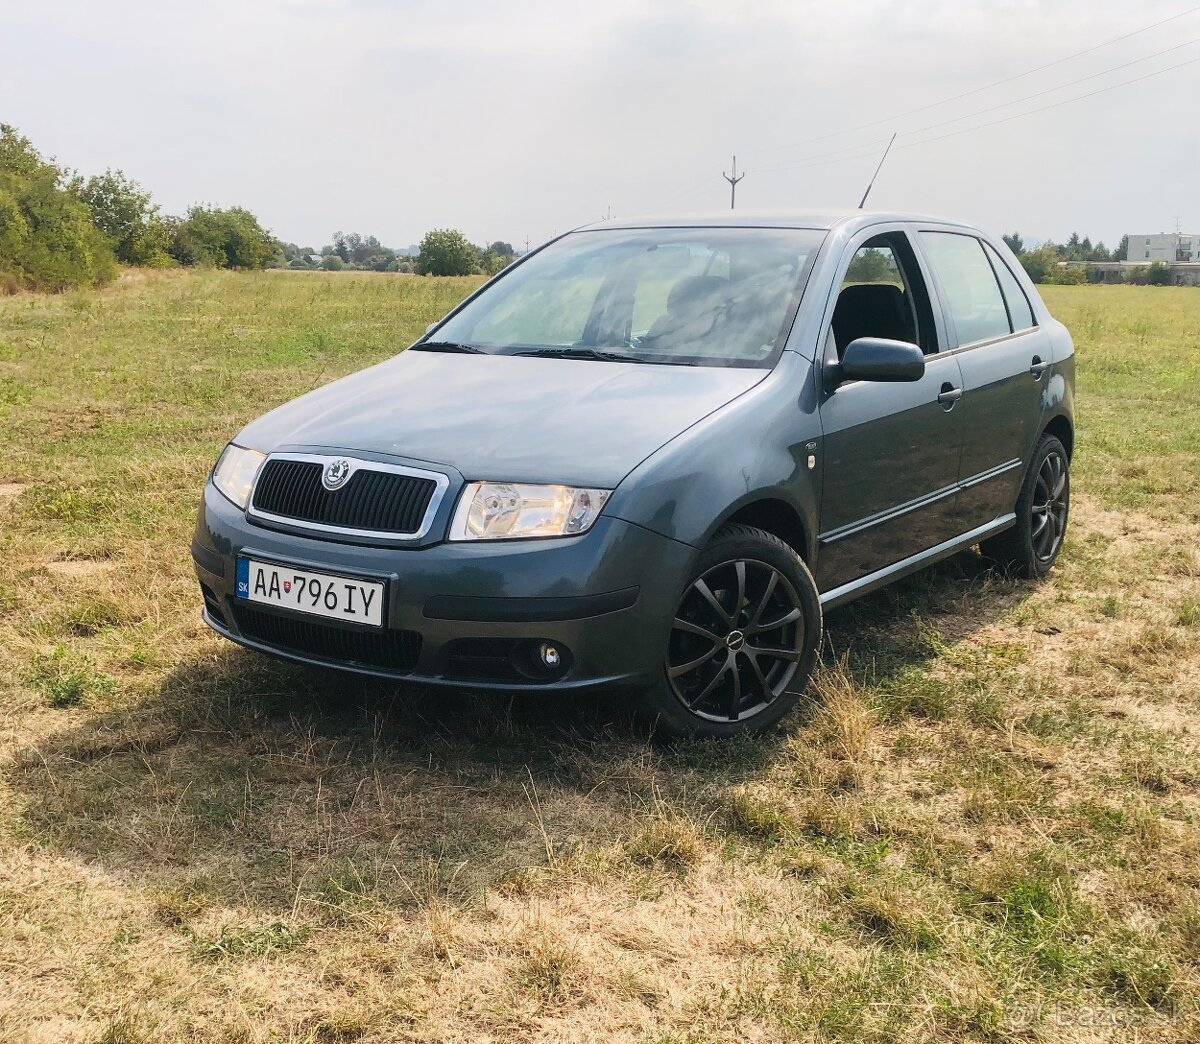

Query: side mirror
[[835, 337, 925, 384]]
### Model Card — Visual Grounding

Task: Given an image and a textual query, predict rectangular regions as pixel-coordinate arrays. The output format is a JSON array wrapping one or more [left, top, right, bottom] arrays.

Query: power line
[[754, 3, 1200, 156], [896, 53, 1200, 150], [606, 7, 1200, 214], [751, 49, 1200, 177], [901, 37, 1200, 140]]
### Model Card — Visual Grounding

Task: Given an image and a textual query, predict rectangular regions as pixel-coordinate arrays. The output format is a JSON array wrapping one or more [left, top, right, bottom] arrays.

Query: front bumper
[[192, 482, 694, 692]]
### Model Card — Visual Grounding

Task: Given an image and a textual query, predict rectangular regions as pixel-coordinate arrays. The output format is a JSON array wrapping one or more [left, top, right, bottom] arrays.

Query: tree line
[[1002, 231, 1172, 286], [1, 124, 278, 292], [278, 229, 518, 277], [1, 125, 520, 293]]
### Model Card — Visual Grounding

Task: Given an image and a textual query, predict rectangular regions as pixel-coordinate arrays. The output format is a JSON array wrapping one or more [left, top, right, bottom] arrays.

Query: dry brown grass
[[0, 275, 1198, 1041]]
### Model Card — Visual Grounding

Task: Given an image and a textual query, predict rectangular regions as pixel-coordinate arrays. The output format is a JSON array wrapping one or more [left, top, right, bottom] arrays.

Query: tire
[[640, 524, 822, 739], [981, 433, 1070, 579]]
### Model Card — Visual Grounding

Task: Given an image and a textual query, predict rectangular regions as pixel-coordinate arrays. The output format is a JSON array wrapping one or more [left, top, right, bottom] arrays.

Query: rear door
[[916, 230, 1048, 529], [815, 227, 965, 591]]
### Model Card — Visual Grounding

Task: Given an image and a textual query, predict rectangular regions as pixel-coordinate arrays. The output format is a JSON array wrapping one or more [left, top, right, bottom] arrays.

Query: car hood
[[236, 349, 768, 487]]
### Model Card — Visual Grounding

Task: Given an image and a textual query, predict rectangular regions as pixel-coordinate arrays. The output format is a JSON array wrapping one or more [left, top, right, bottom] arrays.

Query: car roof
[[573, 209, 981, 234]]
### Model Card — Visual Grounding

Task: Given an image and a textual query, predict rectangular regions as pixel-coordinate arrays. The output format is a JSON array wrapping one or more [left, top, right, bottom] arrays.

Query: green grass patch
[[0, 273, 1197, 1041]]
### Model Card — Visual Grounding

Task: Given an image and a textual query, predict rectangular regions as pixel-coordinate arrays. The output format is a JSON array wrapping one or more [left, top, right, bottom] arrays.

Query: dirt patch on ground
[[0, 482, 27, 507], [44, 560, 114, 578]]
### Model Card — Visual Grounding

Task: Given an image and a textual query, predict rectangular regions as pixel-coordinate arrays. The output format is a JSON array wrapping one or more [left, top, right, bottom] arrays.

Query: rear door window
[[983, 242, 1036, 331], [919, 232, 1011, 347]]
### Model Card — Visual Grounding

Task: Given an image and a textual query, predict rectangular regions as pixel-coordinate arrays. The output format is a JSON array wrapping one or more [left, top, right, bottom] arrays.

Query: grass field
[[0, 269, 1198, 1043]]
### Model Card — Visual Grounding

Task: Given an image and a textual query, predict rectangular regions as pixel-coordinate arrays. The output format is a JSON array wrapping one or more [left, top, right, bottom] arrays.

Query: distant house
[[1127, 232, 1196, 263], [1066, 232, 1200, 286]]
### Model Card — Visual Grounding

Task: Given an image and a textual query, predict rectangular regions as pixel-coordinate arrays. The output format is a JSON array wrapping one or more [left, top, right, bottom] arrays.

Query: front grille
[[251, 458, 438, 535], [233, 604, 421, 673]]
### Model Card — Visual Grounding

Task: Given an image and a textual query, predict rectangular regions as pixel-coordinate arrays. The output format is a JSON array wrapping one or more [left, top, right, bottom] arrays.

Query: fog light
[[510, 639, 571, 681]]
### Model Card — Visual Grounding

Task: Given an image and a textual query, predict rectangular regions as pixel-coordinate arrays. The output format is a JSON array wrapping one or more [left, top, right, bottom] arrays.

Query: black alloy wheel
[[668, 558, 805, 722], [1031, 447, 1069, 563], [646, 524, 822, 738], [981, 433, 1071, 579]]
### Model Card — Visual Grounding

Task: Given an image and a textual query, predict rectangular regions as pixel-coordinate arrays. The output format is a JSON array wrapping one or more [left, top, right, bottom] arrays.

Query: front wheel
[[981, 433, 1070, 578], [641, 524, 822, 739]]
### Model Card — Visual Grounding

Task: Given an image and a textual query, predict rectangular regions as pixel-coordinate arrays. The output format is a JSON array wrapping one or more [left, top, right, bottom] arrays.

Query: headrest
[[836, 282, 906, 318], [666, 275, 728, 314], [832, 283, 912, 346]]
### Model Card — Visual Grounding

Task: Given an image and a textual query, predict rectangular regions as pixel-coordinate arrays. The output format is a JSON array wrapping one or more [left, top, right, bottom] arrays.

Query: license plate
[[236, 557, 385, 627]]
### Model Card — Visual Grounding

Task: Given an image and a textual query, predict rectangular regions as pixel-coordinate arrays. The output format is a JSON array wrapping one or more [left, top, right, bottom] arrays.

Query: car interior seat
[[642, 275, 729, 349], [831, 284, 917, 356]]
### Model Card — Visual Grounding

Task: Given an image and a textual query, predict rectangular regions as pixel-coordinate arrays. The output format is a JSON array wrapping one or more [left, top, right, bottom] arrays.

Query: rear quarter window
[[983, 241, 1036, 331]]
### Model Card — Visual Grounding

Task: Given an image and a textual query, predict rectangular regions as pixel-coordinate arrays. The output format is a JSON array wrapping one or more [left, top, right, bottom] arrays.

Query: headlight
[[449, 482, 611, 541], [211, 444, 267, 509]]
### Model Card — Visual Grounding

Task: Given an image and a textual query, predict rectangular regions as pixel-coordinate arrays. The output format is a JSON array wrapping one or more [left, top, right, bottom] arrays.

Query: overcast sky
[[3, 0, 1197, 250]]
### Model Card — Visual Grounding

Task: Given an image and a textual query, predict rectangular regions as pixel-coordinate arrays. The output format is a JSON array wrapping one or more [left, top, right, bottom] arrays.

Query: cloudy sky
[[3, 0, 1197, 251]]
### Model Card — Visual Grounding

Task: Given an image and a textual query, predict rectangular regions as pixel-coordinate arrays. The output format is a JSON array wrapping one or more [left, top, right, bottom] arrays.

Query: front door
[[815, 230, 966, 592]]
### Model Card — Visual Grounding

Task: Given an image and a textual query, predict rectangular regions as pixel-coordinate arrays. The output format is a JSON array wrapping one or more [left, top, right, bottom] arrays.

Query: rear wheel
[[981, 433, 1070, 578], [643, 524, 821, 739]]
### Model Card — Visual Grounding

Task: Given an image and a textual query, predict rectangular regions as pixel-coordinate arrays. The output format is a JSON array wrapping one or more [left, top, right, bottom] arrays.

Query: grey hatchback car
[[193, 210, 1074, 737]]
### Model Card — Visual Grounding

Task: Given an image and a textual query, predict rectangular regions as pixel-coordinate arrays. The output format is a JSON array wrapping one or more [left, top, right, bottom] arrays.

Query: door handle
[[1030, 356, 1051, 378], [937, 383, 962, 410]]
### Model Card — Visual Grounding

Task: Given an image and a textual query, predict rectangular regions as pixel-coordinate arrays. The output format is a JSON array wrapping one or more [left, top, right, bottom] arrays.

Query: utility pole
[[722, 155, 744, 210]]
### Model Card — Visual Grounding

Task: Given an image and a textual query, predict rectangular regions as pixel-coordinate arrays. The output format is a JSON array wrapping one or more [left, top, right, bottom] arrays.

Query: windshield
[[427, 226, 826, 368]]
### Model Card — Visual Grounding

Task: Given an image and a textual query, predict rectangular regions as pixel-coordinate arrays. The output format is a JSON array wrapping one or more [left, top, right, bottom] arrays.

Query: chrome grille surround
[[247, 452, 450, 540]]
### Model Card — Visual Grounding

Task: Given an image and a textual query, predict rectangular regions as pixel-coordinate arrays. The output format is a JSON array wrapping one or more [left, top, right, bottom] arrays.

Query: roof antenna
[[858, 132, 897, 209]]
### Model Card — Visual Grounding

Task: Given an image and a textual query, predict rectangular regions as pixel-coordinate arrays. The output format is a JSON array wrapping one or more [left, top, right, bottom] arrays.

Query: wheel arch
[[1041, 413, 1074, 459], [712, 496, 814, 564]]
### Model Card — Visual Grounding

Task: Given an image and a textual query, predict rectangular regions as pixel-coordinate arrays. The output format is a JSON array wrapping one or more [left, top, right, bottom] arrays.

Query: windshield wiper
[[411, 340, 486, 354], [512, 347, 652, 364]]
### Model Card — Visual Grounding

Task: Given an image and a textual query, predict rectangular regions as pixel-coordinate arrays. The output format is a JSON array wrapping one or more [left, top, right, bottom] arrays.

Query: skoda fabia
[[193, 211, 1074, 737]]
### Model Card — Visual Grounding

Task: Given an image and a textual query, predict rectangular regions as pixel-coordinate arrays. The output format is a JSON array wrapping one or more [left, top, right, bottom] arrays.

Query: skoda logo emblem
[[322, 458, 352, 490]]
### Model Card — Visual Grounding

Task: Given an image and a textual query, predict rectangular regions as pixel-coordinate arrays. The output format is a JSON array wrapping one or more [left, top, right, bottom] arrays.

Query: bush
[[69, 169, 172, 266], [168, 206, 280, 269], [0, 125, 117, 292], [479, 250, 510, 276], [320, 255, 344, 271], [1018, 250, 1049, 284], [416, 228, 477, 276], [1147, 261, 1172, 287], [1048, 264, 1087, 285]]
